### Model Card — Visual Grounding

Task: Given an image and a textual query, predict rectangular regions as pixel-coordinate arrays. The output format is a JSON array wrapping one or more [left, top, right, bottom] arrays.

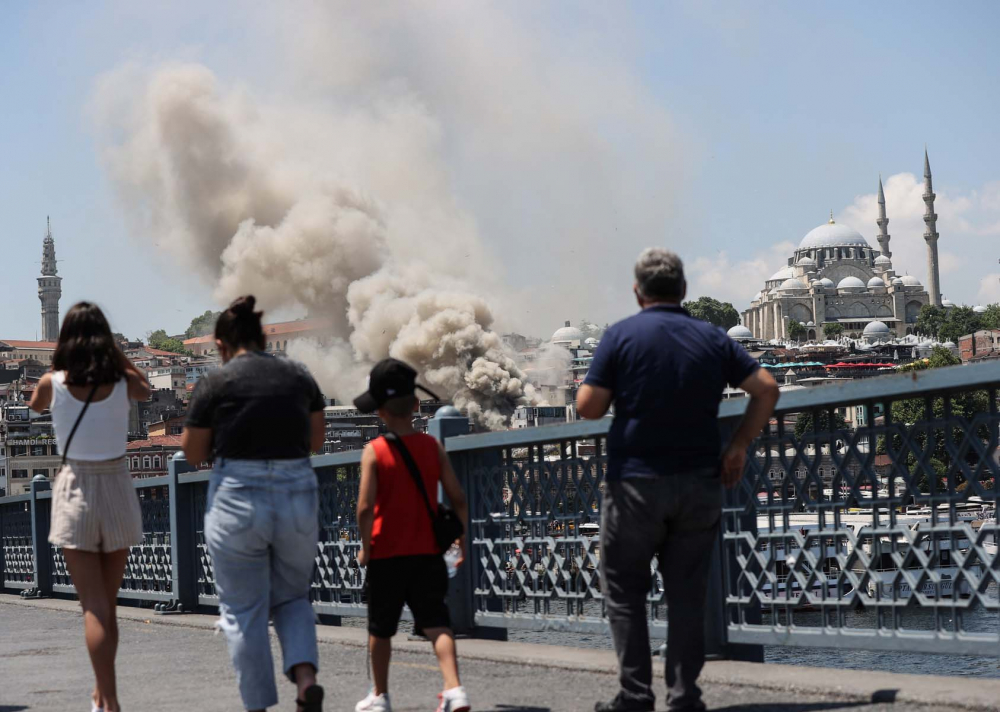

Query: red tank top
[[370, 433, 442, 560]]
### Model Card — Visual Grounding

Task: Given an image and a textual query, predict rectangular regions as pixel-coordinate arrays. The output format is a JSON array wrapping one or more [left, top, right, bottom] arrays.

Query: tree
[[823, 323, 844, 339], [914, 305, 947, 337], [787, 320, 807, 342], [794, 410, 850, 439], [185, 310, 221, 339], [147, 329, 190, 355], [980, 303, 1000, 331], [938, 305, 981, 344], [683, 296, 740, 329], [576, 320, 605, 342]]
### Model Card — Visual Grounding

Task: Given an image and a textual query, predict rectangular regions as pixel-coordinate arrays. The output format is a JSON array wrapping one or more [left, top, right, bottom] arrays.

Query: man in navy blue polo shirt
[[577, 248, 779, 712]]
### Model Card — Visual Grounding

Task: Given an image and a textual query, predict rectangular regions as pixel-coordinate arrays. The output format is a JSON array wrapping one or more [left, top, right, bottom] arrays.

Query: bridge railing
[[1, 360, 999, 657]]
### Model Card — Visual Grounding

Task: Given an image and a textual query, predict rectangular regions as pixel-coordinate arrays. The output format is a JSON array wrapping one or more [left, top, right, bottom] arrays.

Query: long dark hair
[[215, 295, 266, 351], [52, 302, 125, 386]]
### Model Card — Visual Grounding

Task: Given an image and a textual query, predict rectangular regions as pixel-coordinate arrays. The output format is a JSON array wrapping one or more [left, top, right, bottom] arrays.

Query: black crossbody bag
[[61, 384, 100, 466], [383, 432, 464, 553]]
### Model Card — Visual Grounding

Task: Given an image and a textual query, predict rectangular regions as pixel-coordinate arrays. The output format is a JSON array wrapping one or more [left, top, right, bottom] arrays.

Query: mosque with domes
[[739, 151, 944, 342]]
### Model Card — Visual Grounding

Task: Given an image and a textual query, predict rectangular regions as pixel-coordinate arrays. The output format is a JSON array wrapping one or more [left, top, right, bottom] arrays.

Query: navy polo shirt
[[584, 305, 759, 480]]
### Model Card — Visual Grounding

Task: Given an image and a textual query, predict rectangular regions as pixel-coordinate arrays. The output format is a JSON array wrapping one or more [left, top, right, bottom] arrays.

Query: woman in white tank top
[[30, 302, 151, 712]]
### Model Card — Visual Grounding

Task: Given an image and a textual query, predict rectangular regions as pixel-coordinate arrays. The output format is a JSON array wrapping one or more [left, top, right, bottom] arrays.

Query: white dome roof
[[900, 275, 922, 287], [864, 321, 891, 336], [942, 298, 955, 308], [837, 276, 866, 290], [973, 305, 988, 314], [819, 277, 835, 288], [769, 266, 795, 281], [806, 321, 815, 327], [753, 291, 763, 302], [551, 325, 583, 342], [796, 256, 817, 267], [584, 337, 599, 346], [779, 278, 808, 291], [943, 341, 957, 349], [798, 221, 870, 249], [867, 277, 886, 288], [892, 277, 904, 286], [727, 325, 754, 340], [874, 254, 892, 265]]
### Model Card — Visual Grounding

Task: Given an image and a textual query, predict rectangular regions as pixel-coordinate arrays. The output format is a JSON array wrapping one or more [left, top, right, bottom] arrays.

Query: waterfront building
[[959, 329, 1000, 363], [183, 317, 336, 356], [741, 153, 944, 341]]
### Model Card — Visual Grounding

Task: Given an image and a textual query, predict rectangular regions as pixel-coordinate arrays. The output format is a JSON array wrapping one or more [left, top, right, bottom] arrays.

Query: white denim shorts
[[48, 457, 143, 553]]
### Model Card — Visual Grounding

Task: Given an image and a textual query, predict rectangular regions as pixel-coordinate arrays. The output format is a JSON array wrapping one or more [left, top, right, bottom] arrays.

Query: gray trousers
[[601, 470, 722, 710]]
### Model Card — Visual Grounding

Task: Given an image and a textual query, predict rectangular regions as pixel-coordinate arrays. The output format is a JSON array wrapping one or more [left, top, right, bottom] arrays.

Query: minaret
[[38, 217, 62, 342], [876, 174, 891, 258], [922, 149, 942, 307]]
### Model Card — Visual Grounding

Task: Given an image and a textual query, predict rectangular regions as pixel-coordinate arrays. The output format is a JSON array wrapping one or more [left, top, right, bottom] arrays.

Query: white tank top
[[51, 371, 130, 461]]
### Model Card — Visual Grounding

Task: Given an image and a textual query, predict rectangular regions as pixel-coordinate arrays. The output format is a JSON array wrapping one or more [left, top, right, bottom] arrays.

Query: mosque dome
[[900, 275, 922, 287], [796, 256, 817, 268], [753, 291, 763, 302], [874, 254, 892, 265], [867, 277, 886, 288], [779, 278, 808, 291], [551, 323, 583, 343], [727, 325, 754, 340], [943, 341, 957, 349], [798, 219, 870, 250], [837, 276, 866, 291], [769, 266, 795, 282], [584, 337, 599, 347], [941, 298, 955, 309], [973, 305, 988, 314], [806, 321, 815, 327], [863, 321, 891, 339], [892, 277, 904, 287], [819, 277, 835, 289]]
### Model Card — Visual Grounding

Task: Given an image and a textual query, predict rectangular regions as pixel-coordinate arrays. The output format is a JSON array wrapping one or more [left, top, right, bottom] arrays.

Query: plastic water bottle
[[444, 543, 462, 578]]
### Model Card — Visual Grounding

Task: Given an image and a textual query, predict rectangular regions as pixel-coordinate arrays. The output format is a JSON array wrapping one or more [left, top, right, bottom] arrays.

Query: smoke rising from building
[[93, 62, 537, 427]]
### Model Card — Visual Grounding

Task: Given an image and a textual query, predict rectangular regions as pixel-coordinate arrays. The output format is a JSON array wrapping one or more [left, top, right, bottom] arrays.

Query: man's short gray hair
[[634, 248, 685, 302]]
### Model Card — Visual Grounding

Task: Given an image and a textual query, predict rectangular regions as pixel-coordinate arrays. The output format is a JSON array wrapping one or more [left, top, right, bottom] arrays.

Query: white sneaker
[[356, 689, 392, 712], [91, 701, 103, 712], [436, 686, 470, 712]]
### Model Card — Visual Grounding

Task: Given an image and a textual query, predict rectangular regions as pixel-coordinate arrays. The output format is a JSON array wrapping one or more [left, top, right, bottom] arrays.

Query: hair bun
[[229, 295, 257, 317]]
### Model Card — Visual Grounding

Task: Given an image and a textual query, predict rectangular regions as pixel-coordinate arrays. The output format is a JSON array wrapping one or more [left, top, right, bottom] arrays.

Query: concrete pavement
[[0, 595, 992, 711]]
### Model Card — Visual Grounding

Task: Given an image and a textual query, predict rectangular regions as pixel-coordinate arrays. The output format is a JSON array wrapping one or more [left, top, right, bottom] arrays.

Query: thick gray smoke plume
[[94, 63, 537, 427]]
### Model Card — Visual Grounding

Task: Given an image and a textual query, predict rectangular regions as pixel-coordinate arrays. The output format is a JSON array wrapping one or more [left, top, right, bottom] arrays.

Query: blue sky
[[2, 1, 999, 341]]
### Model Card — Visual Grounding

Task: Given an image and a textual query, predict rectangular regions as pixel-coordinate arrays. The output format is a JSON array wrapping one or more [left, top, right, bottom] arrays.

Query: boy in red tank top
[[354, 359, 470, 712]]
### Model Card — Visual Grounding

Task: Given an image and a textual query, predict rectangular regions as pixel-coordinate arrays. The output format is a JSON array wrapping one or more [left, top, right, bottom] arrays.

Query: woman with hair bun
[[29, 301, 152, 712], [182, 296, 327, 712]]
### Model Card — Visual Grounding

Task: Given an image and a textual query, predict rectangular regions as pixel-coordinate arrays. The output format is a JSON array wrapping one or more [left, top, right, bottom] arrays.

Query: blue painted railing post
[[429, 407, 478, 636], [26, 475, 52, 599], [161, 452, 198, 613], [712, 419, 764, 662]]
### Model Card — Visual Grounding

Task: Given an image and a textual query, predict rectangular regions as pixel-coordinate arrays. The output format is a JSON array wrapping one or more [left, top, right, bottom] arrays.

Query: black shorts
[[366, 554, 450, 638]]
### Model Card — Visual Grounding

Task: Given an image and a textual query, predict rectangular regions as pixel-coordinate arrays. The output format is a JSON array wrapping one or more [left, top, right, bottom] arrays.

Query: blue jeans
[[205, 458, 320, 710]]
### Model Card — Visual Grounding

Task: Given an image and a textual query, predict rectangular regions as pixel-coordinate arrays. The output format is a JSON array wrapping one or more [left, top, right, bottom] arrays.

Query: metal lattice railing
[[722, 360, 1000, 655], [1, 360, 998, 656]]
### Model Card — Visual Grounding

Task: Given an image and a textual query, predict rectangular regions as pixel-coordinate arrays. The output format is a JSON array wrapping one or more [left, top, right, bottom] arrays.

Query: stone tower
[[38, 217, 62, 342], [922, 149, 942, 307], [876, 175, 891, 258]]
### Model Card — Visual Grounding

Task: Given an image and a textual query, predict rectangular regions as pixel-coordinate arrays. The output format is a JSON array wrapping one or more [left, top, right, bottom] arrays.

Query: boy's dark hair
[[380, 394, 418, 418], [52, 302, 125, 386], [215, 295, 266, 351]]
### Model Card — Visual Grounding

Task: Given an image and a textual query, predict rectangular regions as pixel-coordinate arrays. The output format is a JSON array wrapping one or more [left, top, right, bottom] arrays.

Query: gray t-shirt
[[186, 352, 325, 460]]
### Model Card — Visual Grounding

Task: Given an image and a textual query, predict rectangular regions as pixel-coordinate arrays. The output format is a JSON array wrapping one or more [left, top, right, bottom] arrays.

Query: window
[[153, 456, 161, 469], [132, 456, 140, 470], [143, 456, 151, 469], [12, 470, 29, 480], [32, 445, 45, 456]]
